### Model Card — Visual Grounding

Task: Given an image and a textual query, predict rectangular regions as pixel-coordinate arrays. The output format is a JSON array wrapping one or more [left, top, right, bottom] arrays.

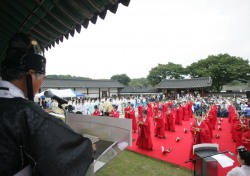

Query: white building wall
[[109, 88, 118, 97], [39, 87, 119, 98]]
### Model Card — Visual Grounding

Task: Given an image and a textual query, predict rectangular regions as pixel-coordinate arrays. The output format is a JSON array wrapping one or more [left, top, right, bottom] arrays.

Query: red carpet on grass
[[127, 117, 239, 176]]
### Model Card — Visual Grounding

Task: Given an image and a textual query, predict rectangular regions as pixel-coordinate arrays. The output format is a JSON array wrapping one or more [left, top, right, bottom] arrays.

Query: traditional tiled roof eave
[[157, 77, 212, 89], [42, 78, 125, 89], [0, 0, 130, 62]]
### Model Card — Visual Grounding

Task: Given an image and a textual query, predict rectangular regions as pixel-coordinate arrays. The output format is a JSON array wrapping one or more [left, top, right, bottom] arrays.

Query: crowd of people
[[41, 93, 250, 154]]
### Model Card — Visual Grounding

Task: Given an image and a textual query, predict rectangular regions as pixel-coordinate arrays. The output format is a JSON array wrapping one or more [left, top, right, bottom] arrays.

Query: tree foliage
[[147, 62, 185, 86], [111, 74, 131, 86], [186, 54, 250, 92], [46, 54, 250, 93], [128, 78, 149, 87], [46, 74, 91, 80]]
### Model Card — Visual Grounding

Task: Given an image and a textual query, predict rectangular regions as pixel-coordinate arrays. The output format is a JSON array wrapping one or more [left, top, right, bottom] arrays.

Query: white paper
[[211, 154, 235, 168], [118, 142, 128, 151], [94, 160, 105, 173]]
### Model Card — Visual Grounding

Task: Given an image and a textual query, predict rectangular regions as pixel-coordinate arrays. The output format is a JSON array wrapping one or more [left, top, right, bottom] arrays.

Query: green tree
[[46, 74, 91, 80], [111, 74, 131, 86], [186, 54, 250, 92], [147, 62, 185, 86], [128, 78, 149, 87]]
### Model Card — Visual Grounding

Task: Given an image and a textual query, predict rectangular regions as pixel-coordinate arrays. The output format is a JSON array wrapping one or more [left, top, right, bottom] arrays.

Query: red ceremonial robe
[[175, 106, 183, 125], [147, 102, 153, 118], [92, 110, 100, 116], [189, 120, 212, 159], [154, 111, 165, 138], [136, 116, 153, 150], [138, 104, 143, 117], [207, 108, 216, 130], [165, 109, 175, 132], [203, 118, 213, 139], [227, 104, 234, 123], [232, 118, 249, 149], [183, 103, 189, 121], [124, 106, 131, 118], [109, 109, 119, 118], [162, 102, 167, 115], [188, 102, 193, 119], [242, 131, 250, 151], [129, 108, 138, 132]]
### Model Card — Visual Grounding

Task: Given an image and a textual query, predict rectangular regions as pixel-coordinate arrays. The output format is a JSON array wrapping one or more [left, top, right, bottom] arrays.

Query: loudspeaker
[[246, 91, 250, 99]]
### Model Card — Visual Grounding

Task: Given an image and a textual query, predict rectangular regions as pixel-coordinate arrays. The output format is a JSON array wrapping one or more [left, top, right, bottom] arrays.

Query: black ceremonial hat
[[1, 33, 46, 74]]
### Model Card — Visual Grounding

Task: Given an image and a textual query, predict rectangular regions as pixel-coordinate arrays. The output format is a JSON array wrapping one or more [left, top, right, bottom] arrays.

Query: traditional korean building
[[41, 78, 125, 98], [157, 77, 212, 99]]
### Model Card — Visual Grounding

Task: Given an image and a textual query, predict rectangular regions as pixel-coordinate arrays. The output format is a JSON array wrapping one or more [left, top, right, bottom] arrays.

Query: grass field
[[95, 150, 192, 176]]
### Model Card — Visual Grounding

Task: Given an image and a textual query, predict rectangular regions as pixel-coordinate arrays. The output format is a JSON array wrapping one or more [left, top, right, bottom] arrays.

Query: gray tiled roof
[[42, 78, 125, 88], [120, 86, 160, 93], [157, 77, 212, 89]]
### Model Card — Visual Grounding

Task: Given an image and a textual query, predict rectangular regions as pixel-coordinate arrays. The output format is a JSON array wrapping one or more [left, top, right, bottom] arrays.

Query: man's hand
[[93, 144, 96, 153]]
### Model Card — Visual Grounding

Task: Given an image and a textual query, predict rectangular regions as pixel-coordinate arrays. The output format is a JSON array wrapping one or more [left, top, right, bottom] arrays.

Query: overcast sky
[[45, 0, 250, 79]]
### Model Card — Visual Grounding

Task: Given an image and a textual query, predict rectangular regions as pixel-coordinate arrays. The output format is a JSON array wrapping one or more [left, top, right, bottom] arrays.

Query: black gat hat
[[1, 33, 46, 74]]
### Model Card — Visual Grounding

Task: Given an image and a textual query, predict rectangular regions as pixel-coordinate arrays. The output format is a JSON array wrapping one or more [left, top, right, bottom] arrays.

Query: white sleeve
[[226, 167, 244, 176]]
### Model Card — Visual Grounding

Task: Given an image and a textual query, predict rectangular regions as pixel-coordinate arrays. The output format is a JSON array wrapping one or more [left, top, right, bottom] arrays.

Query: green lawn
[[95, 150, 192, 176]]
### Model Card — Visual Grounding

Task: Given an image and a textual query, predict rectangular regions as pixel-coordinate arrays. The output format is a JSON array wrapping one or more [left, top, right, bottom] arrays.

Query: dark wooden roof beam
[[87, 0, 105, 13]]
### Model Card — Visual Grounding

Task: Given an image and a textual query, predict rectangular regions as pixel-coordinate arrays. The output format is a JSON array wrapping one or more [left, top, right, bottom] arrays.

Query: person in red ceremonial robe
[[136, 110, 153, 150], [183, 101, 190, 121], [172, 104, 178, 124], [175, 103, 182, 125], [202, 112, 213, 139], [167, 100, 173, 109], [153, 100, 160, 117], [154, 107, 166, 139], [161, 100, 168, 115], [231, 108, 239, 133], [137, 101, 144, 118], [211, 102, 218, 129], [146, 101, 153, 119], [227, 101, 234, 123], [129, 103, 137, 133], [241, 122, 250, 151], [232, 114, 249, 150], [231, 111, 240, 140], [189, 114, 212, 159], [165, 106, 175, 132], [92, 105, 101, 116], [124, 102, 132, 119], [207, 104, 216, 130], [188, 99, 193, 119], [109, 105, 120, 118], [153, 100, 160, 125]]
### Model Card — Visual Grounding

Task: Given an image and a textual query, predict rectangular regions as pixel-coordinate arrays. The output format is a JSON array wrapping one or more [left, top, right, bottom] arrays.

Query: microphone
[[227, 150, 235, 157], [44, 90, 68, 105]]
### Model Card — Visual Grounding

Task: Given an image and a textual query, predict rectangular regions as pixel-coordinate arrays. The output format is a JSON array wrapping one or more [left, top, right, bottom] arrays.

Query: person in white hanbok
[[82, 100, 89, 115], [88, 99, 95, 115], [227, 146, 250, 176]]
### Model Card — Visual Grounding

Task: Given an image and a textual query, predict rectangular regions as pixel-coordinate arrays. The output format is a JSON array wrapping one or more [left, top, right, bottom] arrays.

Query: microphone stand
[[185, 150, 229, 176]]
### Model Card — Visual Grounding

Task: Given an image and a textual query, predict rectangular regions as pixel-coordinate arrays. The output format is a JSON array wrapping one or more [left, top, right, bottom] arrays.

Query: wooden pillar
[[99, 88, 101, 98]]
